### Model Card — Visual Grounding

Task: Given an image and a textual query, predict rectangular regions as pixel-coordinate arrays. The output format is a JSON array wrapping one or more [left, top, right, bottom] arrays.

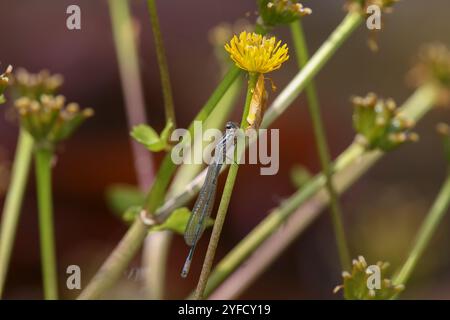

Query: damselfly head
[[225, 121, 239, 130]]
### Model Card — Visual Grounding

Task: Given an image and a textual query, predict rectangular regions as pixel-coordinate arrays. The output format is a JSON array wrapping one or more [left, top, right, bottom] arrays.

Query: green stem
[[78, 219, 148, 300], [200, 83, 439, 298], [0, 129, 33, 298], [147, 0, 176, 126], [290, 20, 350, 270], [35, 146, 58, 300], [194, 73, 258, 300], [394, 173, 450, 288], [109, 0, 158, 299]]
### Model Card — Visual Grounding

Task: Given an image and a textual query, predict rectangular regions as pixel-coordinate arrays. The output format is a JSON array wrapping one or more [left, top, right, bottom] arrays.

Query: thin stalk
[[108, 0, 154, 190], [290, 20, 350, 270], [147, 0, 176, 126], [394, 173, 450, 288], [200, 83, 439, 298], [78, 219, 148, 300], [35, 147, 58, 300], [194, 73, 258, 300], [0, 129, 33, 298], [78, 12, 364, 299], [109, 0, 157, 299]]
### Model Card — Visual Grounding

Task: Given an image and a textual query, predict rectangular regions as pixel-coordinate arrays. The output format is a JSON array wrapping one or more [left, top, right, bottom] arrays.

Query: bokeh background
[[1, 0, 450, 299]]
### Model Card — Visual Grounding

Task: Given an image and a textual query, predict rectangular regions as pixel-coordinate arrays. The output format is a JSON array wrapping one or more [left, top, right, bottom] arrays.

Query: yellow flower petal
[[224, 31, 289, 74]]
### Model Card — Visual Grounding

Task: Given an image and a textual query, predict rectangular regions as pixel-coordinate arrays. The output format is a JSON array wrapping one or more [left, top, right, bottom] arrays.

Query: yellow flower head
[[224, 31, 289, 74]]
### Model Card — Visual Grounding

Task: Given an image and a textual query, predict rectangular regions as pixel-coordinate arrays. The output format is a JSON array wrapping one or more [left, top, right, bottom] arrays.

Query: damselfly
[[181, 121, 239, 278]]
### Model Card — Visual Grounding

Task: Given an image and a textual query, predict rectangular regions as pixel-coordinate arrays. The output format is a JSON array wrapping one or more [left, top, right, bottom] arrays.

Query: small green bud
[[0, 65, 13, 104], [14, 94, 93, 145], [351, 93, 418, 151], [258, 0, 311, 28], [334, 255, 404, 300], [409, 43, 450, 90], [12, 68, 63, 100]]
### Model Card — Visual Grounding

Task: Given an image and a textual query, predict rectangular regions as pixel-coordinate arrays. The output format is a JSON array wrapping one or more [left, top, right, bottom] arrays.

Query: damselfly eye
[[226, 121, 238, 130]]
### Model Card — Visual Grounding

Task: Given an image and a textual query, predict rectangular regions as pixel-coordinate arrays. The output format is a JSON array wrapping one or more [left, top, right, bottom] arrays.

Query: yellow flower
[[224, 31, 289, 74]]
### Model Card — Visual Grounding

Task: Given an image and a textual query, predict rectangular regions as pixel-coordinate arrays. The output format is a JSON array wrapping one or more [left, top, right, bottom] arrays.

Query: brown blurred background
[[0, 0, 450, 299]]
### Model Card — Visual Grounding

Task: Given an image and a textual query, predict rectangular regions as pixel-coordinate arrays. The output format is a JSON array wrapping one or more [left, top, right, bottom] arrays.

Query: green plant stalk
[[200, 83, 439, 298], [35, 147, 58, 300], [394, 172, 450, 288], [290, 20, 350, 270], [194, 73, 258, 300], [0, 129, 33, 298], [147, 0, 176, 126], [109, 0, 157, 299], [78, 219, 148, 300], [142, 73, 243, 299], [108, 0, 154, 189], [79, 12, 364, 300]]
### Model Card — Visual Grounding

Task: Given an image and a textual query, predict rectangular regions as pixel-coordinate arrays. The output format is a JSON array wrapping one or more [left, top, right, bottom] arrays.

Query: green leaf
[[149, 207, 214, 235], [106, 184, 145, 216], [0, 94, 5, 104], [131, 124, 163, 151], [130, 120, 174, 152]]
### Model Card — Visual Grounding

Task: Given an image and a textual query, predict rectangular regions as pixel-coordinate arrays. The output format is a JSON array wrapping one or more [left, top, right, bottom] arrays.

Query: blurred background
[[1, 0, 450, 299]]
